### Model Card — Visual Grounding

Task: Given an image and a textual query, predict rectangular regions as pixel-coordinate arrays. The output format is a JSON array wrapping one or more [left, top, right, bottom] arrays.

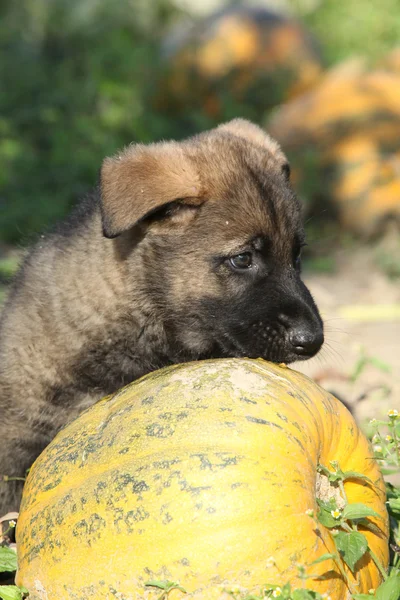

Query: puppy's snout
[[288, 327, 324, 356], [278, 312, 324, 358]]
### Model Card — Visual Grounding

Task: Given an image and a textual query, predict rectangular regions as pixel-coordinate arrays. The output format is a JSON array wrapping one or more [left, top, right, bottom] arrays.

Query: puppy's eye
[[229, 252, 253, 270]]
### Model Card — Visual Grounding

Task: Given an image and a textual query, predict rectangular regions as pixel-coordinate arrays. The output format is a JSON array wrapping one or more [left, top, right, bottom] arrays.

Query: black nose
[[288, 327, 324, 356]]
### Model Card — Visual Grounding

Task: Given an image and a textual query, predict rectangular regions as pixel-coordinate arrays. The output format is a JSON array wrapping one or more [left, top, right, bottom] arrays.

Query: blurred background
[[0, 0, 399, 422]]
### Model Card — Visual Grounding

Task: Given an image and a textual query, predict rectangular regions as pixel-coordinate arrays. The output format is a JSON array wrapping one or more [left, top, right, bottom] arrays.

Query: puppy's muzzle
[[278, 313, 324, 359], [288, 325, 324, 357]]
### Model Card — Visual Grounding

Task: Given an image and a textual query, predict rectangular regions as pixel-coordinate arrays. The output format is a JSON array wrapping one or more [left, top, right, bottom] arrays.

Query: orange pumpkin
[[16, 359, 388, 599], [269, 59, 400, 235], [156, 6, 323, 119]]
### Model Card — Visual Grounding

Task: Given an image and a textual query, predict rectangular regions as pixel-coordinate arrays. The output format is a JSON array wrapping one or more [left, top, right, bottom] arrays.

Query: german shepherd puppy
[[0, 119, 323, 512]]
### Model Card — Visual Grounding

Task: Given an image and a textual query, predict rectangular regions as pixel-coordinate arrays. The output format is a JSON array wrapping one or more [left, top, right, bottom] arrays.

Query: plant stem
[[367, 546, 388, 581], [339, 479, 348, 504]]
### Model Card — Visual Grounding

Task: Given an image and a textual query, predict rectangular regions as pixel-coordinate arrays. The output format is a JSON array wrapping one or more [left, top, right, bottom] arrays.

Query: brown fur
[[0, 119, 323, 512]]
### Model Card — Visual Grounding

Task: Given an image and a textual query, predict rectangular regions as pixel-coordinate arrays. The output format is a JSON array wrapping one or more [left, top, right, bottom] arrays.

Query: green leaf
[[282, 582, 291, 595], [317, 511, 340, 527], [309, 552, 337, 565], [316, 499, 341, 528], [144, 580, 186, 595], [335, 530, 368, 571], [375, 572, 400, 600], [356, 518, 383, 536], [381, 467, 400, 476], [352, 595, 374, 599], [388, 497, 400, 516], [0, 586, 25, 600], [368, 356, 392, 373], [145, 581, 169, 590], [350, 355, 368, 382], [342, 503, 381, 521], [0, 547, 17, 572], [317, 463, 342, 482], [341, 471, 374, 486]]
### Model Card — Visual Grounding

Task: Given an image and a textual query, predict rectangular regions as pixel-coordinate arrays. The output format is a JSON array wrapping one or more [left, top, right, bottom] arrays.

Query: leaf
[[375, 572, 400, 600], [144, 580, 186, 596], [145, 581, 169, 590], [342, 503, 381, 521], [309, 553, 337, 565], [352, 595, 375, 599], [316, 500, 340, 528], [350, 355, 368, 382], [341, 471, 374, 486], [368, 356, 392, 373], [282, 583, 291, 595], [316, 497, 338, 510], [387, 497, 400, 516], [0, 586, 25, 600], [317, 464, 341, 482], [381, 467, 400, 476], [356, 518, 383, 536], [334, 530, 368, 571], [0, 547, 17, 572]]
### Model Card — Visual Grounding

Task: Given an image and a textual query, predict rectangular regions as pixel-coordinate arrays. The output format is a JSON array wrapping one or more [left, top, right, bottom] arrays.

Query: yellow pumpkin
[[16, 359, 388, 599]]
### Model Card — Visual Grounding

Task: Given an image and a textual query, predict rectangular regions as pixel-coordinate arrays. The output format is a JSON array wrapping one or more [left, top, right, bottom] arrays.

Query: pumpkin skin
[[268, 60, 400, 235], [16, 359, 388, 600]]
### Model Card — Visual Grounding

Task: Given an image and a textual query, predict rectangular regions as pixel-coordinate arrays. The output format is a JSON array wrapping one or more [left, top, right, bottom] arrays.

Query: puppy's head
[[100, 119, 323, 364]]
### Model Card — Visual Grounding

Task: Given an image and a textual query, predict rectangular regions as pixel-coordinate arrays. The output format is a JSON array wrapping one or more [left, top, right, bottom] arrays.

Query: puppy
[[0, 119, 323, 512]]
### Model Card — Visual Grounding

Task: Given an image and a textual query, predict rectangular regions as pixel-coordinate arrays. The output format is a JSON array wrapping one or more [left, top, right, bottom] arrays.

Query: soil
[[298, 241, 400, 426]]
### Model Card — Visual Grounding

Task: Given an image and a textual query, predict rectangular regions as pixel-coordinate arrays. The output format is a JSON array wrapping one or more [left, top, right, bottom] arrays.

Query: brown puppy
[[0, 119, 323, 512]]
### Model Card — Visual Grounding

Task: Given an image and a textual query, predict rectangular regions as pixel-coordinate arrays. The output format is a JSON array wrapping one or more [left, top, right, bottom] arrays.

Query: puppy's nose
[[288, 327, 324, 356]]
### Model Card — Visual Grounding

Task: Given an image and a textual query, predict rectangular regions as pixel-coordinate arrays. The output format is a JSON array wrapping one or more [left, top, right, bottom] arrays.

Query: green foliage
[[334, 530, 368, 571], [145, 580, 187, 599], [0, 256, 20, 282], [0, 547, 17, 573], [0, 0, 183, 243], [2, 0, 400, 244], [0, 547, 27, 600], [0, 587, 28, 600], [293, 0, 400, 65]]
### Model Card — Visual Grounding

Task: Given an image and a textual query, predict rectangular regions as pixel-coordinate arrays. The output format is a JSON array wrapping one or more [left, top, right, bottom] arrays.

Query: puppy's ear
[[217, 118, 284, 160], [100, 142, 202, 238]]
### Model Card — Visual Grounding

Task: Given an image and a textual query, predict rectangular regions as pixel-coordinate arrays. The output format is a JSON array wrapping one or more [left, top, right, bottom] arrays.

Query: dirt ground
[[297, 240, 400, 429]]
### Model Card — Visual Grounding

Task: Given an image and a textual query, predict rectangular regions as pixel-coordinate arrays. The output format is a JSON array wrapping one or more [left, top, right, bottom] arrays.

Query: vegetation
[[1, 0, 400, 243], [0, 0, 183, 243]]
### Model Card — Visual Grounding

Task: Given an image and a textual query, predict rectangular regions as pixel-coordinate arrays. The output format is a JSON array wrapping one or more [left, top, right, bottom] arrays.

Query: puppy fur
[[0, 119, 323, 512]]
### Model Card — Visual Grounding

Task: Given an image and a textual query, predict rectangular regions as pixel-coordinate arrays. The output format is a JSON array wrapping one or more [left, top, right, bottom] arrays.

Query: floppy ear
[[100, 141, 202, 238], [217, 118, 284, 159]]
